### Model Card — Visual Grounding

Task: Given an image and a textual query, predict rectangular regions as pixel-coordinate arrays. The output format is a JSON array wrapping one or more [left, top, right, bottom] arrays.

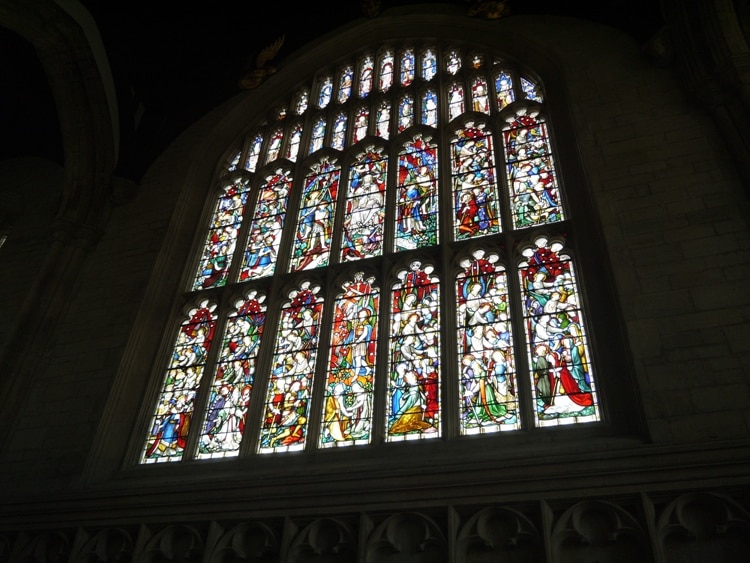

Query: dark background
[[0, 1, 665, 182]]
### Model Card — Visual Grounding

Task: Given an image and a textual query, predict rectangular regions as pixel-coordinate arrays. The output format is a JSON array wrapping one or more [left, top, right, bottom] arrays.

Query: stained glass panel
[[353, 106, 369, 144], [318, 76, 333, 108], [422, 48, 437, 81], [518, 237, 598, 426], [448, 82, 465, 121], [193, 178, 249, 290], [285, 123, 302, 161], [395, 135, 439, 251], [446, 49, 461, 74], [338, 65, 353, 103], [387, 262, 440, 440], [457, 251, 519, 434], [227, 150, 241, 172], [400, 48, 415, 86], [196, 292, 266, 459], [290, 159, 341, 271], [309, 115, 326, 154], [471, 76, 491, 114], [503, 112, 563, 228], [521, 76, 543, 102], [341, 148, 387, 261], [245, 133, 263, 172], [143, 301, 217, 463], [421, 90, 438, 127], [320, 273, 379, 447], [495, 70, 514, 110], [294, 89, 309, 115], [379, 50, 394, 92], [376, 100, 391, 139], [331, 112, 347, 150], [238, 170, 292, 280], [451, 123, 501, 240], [258, 284, 323, 452], [359, 55, 374, 97], [398, 94, 414, 132], [266, 128, 283, 163]]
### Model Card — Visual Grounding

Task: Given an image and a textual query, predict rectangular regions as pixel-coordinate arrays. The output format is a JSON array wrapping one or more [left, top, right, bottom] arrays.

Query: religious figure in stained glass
[[320, 273, 379, 447], [422, 90, 438, 127], [258, 284, 323, 452], [400, 48, 415, 86], [456, 251, 519, 433], [239, 170, 292, 280], [266, 128, 283, 163], [471, 76, 491, 113], [341, 149, 387, 261], [290, 159, 341, 271], [451, 123, 501, 240], [353, 106, 370, 144], [309, 115, 327, 154], [143, 300, 217, 463], [448, 82, 465, 121], [359, 55, 374, 97], [398, 94, 414, 132], [495, 70, 515, 110], [421, 48, 437, 80], [387, 262, 441, 440], [245, 134, 263, 172], [193, 178, 249, 290], [376, 100, 391, 139], [318, 76, 333, 108], [378, 50, 394, 92], [147, 43, 606, 464], [285, 123, 303, 161], [197, 292, 266, 458], [331, 113, 347, 150], [338, 65, 353, 103], [519, 237, 598, 426], [446, 49, 461, 74], [503, 112, 563, 228], [395, 136, 439, 251]]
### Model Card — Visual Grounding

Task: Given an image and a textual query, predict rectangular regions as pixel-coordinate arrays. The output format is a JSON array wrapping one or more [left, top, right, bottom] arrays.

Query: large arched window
[[141, 42, 602, 463]]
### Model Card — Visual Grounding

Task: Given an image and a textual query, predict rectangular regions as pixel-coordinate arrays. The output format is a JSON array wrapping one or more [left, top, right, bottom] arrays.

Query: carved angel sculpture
[[238, 34, 286, 90]]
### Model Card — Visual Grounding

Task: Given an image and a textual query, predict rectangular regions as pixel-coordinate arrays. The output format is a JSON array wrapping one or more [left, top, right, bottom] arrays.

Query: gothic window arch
[[141, 41, 606, 464]]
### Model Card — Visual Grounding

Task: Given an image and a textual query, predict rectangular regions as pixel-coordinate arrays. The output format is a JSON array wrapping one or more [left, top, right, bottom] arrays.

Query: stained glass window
[[142, 43, 603, 464], [143, 300, 216, 463], [342, 148, 387, 261], [258, 283, 323, 453], [387, 261, 440, 440], [290, 158, 341, 271], [197, 291, 266, 458], [192, 178, 249, 290], [451, 123, 500, 240], [321, 273, 379, 447]]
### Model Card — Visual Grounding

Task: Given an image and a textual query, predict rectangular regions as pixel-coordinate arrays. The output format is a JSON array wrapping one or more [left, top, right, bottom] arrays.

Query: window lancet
[[140, 42, 604, 464]]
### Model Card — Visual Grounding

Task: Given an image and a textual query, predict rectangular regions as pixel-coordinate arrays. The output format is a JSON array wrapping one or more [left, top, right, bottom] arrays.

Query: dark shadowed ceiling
[[0, 0, 665, 183]]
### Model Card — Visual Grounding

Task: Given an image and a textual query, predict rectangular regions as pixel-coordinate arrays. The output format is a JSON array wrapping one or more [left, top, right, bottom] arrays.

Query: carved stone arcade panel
[[1, 492, 749, 563]]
